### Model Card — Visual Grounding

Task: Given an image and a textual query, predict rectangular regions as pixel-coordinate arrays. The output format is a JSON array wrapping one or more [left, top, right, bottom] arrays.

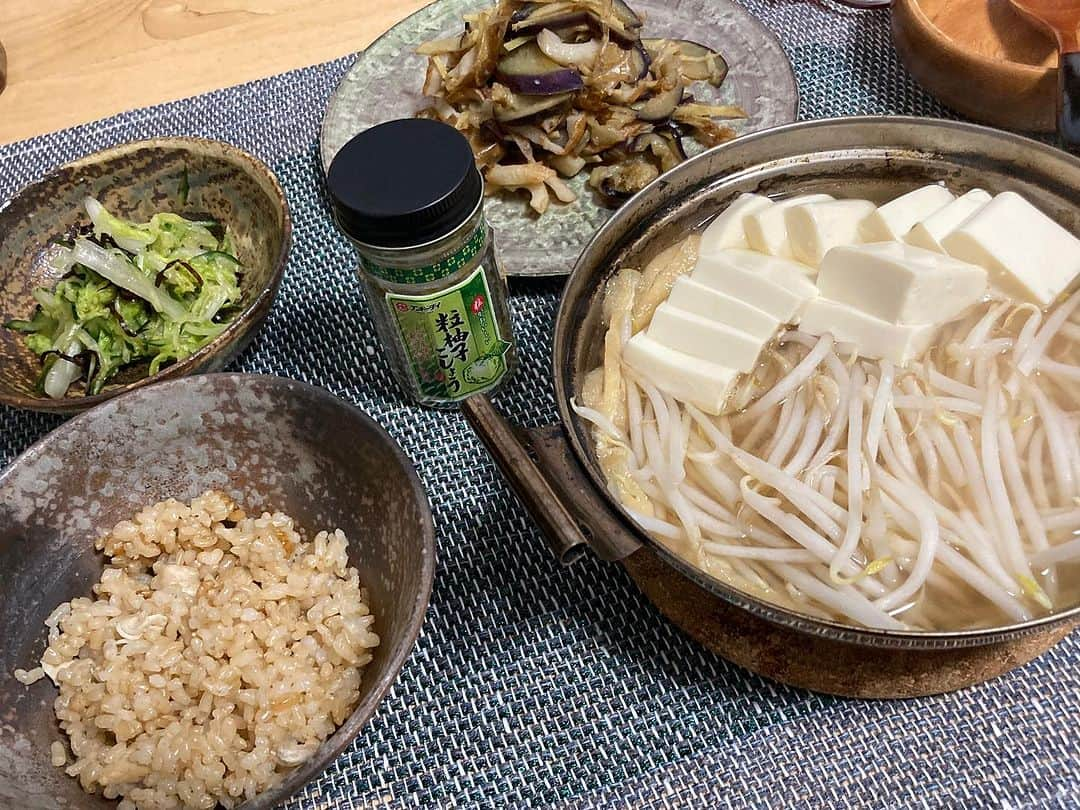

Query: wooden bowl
[[0, 373, 435, 809], [892, 0, 1058, 132], [0, 138, 291, 413]]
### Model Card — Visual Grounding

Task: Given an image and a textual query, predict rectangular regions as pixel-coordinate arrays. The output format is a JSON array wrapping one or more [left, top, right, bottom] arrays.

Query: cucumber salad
[[5, 198, 243, 399]]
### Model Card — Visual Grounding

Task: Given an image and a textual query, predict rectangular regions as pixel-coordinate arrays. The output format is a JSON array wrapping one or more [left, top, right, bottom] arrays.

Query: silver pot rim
[[553, 115, 1080, 650]]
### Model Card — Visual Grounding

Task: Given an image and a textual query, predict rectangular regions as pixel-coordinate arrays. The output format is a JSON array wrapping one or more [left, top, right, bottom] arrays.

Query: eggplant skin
[[499, 69, 584, 95], [496, 40, 585, 95], [629, 42, 651, 81]]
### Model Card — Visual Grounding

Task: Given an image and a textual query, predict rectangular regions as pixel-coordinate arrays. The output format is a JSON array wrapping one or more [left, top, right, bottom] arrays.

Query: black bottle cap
[[327, 118, 482, 249]]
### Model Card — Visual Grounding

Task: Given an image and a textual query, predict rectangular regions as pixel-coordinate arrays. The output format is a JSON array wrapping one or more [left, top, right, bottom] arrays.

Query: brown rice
[[14, 490, 379, 810]]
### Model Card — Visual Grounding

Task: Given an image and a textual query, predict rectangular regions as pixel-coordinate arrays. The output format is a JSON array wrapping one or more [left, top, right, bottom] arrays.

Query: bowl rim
[[894, 0, 1054, 79], [554, 114, 1080, 649], [0, 372, 437, 808], [0, 136, 292, 413]]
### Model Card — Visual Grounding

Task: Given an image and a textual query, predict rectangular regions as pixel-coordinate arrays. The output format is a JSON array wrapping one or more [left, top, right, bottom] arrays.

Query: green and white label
[[386, 265, 512, 402], [362, 223, 486, 284]]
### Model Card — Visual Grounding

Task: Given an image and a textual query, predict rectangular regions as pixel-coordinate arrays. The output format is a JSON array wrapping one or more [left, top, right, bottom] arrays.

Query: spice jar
[[327, 118, 517, 407]]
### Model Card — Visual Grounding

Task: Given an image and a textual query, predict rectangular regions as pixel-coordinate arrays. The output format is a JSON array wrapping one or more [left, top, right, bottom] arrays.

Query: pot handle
[[1062, 51, 1080, 150], [461, 394, 642, 564]]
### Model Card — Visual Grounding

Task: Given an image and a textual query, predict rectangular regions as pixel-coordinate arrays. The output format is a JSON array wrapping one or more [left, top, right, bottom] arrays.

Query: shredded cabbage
[[4, 196, 243, 398]]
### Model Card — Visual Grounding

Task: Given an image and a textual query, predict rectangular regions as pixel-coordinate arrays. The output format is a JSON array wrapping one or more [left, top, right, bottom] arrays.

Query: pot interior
[[553, 117, 1080, 649]]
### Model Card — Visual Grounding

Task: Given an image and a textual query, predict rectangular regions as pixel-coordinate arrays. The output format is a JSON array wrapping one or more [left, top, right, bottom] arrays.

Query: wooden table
[[0, 0, 430, 146]]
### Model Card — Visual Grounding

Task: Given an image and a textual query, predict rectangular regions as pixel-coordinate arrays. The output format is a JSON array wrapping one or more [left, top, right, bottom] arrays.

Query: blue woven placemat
[[2, 2, 1078, 808]]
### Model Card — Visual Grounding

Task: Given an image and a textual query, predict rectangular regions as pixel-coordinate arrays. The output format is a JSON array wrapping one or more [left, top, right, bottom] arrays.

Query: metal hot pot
[[464, 117, 1080, 698]]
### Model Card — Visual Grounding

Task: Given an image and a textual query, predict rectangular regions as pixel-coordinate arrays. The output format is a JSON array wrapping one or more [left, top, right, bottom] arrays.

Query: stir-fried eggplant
[[643, 38, 729, 86], [632, 81, 684, 121], [494, 90, 573, 122], [630, 132, 684, 172], [418, 0, 744, 213], [589, 155, 659, 202], [496, 41, 585, 94], [536, 27, 603, 66]]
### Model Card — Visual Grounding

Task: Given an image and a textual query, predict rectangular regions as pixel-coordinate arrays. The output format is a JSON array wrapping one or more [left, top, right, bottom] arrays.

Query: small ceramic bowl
[[0, 373, 435, 809], [0, 137, 291, 413]]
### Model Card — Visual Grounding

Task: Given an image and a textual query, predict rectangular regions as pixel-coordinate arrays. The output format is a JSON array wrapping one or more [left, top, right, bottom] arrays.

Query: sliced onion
[[536, 28, 601, 68]]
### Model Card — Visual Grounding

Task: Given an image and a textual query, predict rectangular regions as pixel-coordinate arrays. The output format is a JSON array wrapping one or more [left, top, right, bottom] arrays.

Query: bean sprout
[[584, 254, 1079, 631]]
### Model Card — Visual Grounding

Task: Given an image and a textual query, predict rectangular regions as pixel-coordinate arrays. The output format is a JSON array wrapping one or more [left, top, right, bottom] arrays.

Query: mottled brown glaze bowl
[[0, 138, 291, 413], [0, 373, 435, 809]]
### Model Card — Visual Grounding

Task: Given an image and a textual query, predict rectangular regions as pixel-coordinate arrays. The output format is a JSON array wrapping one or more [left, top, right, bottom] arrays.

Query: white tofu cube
[[700, 193, 774, 253], [816, 242, 987, 325], [744, 194, 834, 258], [648, 302, 765, 373], [692, 250, 819, 323], [906, 189, 992, 253], [623, 333, 739, 415], [785, 199, 877, 267], [860, 184, 956, 242], [667, 277, 780, 341], [714, 249, 819, 287], [942, 191, 1080, 305], [799, 298, 939, 365]]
